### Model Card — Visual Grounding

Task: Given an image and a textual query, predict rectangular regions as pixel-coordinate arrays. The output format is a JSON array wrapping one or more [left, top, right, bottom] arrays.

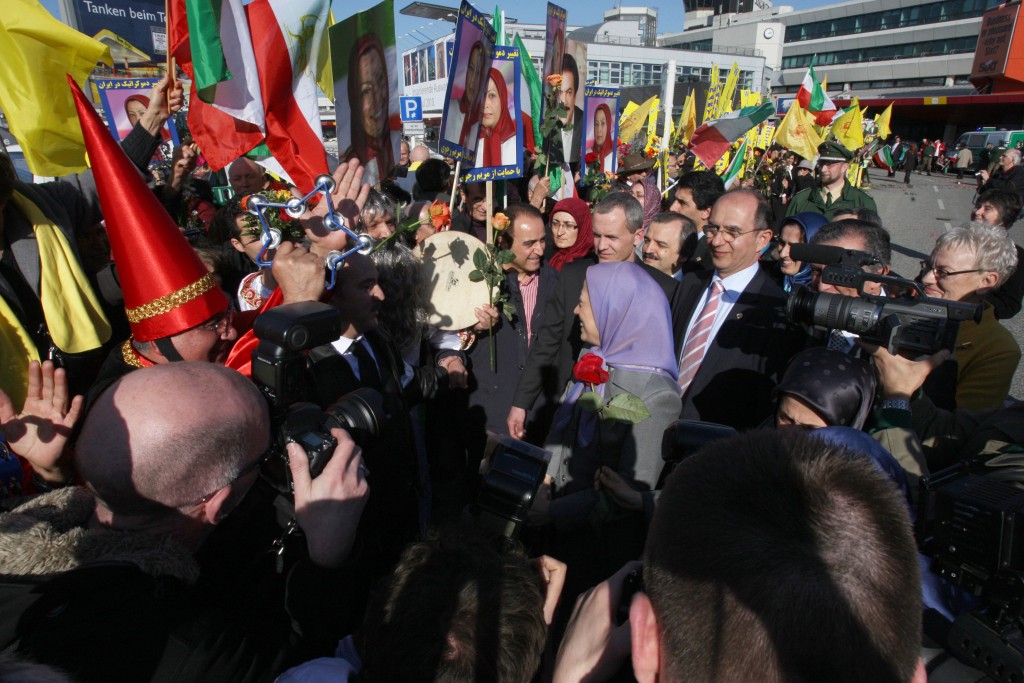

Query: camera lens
[[323, 387, 383, 438], [787, 286, 882, 334]]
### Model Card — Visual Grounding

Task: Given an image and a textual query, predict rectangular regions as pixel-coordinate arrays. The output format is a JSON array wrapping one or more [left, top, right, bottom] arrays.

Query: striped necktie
[[678, 280, 725, 394]]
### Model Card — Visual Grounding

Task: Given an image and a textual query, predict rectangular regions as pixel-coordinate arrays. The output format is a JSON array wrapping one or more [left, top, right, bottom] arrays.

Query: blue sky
[[41, 0, 824, 48]]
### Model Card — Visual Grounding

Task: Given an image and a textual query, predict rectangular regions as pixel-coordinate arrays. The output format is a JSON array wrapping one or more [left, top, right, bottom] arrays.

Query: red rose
[[573, 353, 609, 385], [585, 151, 598, 165]]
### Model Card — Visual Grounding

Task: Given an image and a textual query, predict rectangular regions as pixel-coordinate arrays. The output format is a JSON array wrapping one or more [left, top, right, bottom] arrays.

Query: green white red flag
[[168, 0, 266, 170], [795, 65, 837, 126], [872, 146, 894, 173], [688, 101, 774, 169]]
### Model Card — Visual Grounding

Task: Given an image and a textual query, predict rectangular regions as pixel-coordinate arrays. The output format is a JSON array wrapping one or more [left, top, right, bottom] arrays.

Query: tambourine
[[417, 230, 491, 331]]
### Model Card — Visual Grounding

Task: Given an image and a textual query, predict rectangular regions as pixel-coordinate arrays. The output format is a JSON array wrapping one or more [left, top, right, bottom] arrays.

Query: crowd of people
[[1, 72, 1023, 682]]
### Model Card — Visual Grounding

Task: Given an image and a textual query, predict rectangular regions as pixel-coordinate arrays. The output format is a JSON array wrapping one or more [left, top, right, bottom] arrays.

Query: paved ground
[[866, 167, 1024, 402]]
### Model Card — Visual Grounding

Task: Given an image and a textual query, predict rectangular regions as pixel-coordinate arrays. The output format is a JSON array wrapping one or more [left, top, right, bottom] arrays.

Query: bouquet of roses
[[239, 190, 307, 244]]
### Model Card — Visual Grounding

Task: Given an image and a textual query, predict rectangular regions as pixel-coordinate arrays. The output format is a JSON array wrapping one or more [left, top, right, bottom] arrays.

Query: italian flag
[[688, 101, 774, 170], [872, 147, 894, 173], [722, 140, 747, 189], [796, 65, 837, 126]]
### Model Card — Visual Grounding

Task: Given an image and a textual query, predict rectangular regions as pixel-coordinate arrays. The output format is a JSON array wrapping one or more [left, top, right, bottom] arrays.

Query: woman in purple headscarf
[[538, 262, 681, 535]]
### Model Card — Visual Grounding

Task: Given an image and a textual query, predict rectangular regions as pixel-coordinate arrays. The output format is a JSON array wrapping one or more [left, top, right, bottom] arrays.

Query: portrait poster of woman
[[94, 78, 179, 145], [542, 2, 567, 113], [439, 1, 496, 162], [329, 0, 401, 186], [464, 53, 524, 182], [582, 88, 620, 174]]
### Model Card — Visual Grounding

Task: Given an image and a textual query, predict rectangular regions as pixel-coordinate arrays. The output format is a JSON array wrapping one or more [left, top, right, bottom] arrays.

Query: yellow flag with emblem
[[775, 101, 822, 161], [831, 99, 864, 151], [715, 62, 740, 118], [678, 91, 697, 146], [620, 95, 658, 144], [645, 97, 660, 147]]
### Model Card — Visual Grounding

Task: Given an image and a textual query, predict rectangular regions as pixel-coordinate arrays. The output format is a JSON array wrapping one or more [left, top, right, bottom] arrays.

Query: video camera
[[918, 459, 1024, 680], [250, 301, 383, 485], [785, 243, 983, 356]]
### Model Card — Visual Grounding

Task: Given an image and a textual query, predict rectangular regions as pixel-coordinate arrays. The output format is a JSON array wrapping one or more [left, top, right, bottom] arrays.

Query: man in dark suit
[[669, 170, 725, 273], [506, 193, 678, 439], [464, 203, 560, 448], [672, 189, 801, 430], [306, 253, 456, 571], [555, 53, 585, 173]]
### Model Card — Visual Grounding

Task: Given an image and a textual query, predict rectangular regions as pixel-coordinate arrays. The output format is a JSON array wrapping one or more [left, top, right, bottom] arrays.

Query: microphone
[[788, 243, 878, 268]]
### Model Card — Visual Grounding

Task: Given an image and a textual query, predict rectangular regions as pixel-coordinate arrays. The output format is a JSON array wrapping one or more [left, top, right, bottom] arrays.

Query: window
[[782, 35, 978, 69], [785, 0, 1000, 41]]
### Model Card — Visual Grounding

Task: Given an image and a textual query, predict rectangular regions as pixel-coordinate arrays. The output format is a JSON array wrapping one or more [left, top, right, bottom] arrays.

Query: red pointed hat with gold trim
[[68, 76, 227, 342]]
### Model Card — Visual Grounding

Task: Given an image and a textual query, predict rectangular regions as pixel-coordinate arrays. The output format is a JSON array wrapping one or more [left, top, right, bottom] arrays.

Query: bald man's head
[[409, 145, 430, 164], [77, 363, 268, 519], [228, 157, 267, 195]]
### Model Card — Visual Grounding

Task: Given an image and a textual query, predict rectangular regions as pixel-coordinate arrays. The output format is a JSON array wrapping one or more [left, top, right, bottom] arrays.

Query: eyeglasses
[[195, 311, 232, 335], [704, 223, 762, 242], [551, 219, 578, 231], [919, 260, 983, 280], [188, 448, 272, 507]]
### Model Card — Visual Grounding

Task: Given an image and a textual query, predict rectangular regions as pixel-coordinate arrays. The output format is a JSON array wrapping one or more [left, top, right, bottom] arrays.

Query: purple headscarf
[[587, 261, 677, 378], [553, 262, 678, 445]]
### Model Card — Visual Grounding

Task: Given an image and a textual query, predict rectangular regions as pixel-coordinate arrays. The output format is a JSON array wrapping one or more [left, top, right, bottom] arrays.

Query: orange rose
[[546, 73, 563, 88], [493, 212, 510, 231], [428, 200, 452, 229]]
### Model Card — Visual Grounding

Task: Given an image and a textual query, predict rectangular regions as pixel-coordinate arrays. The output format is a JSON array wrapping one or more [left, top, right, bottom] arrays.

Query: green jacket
[[786, 182, 877, 220]]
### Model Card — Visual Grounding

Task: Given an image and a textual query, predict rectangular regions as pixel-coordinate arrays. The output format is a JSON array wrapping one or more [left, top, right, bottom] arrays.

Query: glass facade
[[784, 0, 998, 42], [782, 35, 978, 69]]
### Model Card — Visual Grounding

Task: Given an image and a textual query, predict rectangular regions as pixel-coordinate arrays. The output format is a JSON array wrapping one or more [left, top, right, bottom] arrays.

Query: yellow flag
[[0, 0, 111, 175], [875, 103, 893, 140], [715, 62, 740, 118], [701, 64, 720, 124], [775, 101, 822, 162], [619, 95, 658, 145], [831, 102, 864, 151], [316, 10, 336, 100], [678, 91, 697, 146], [645, 97, 660, 147], [620, 101, 639, 125]]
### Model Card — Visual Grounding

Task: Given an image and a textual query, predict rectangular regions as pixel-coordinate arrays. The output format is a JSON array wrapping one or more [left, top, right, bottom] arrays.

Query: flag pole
[[486, 180, 493, 244], [449, 160, 462, 215], [165, 0, 174, 115]]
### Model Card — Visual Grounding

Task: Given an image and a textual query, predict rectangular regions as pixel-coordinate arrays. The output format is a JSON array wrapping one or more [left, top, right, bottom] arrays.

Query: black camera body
[[473, 435, 551, 541], [251, 302, 382, 483], [918, 460, 1024, 680], [785, 244, 982, 356]]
